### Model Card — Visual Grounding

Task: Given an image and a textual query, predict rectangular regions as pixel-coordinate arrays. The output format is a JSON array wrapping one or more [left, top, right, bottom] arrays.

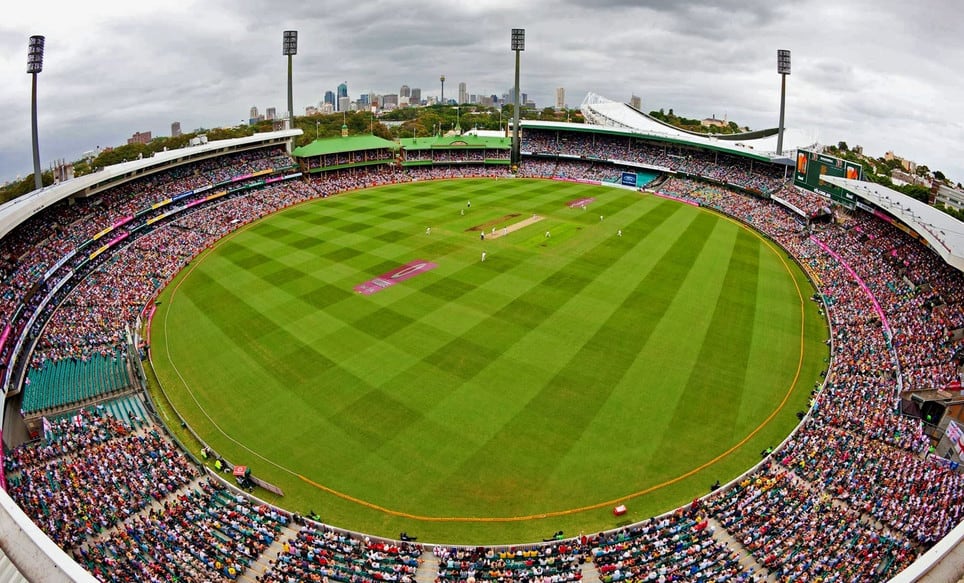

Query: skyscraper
[[249, 106, 259, 119], [171, 121, 182, 137], [556, 88, 565, 110], [266, 107, 276, 120], [458, 82, 467, 105], [630, 95, 641, 110], [324, 91, 335, 107], [399, 85, 410, 98], [336, 82, 348, 111], [410, 88, 421, 104]]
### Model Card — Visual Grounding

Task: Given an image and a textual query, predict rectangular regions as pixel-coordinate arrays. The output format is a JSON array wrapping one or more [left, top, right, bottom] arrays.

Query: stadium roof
[[0, 129, 301, 243], [573, 93, 819, 164], [398, 134, 510, 150], [292, 135, 397, 157], [822, 176, 964, 273]]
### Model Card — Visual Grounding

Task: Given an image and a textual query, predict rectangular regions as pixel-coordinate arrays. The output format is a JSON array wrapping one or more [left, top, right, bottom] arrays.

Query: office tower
[[337, 82, 348, 111]]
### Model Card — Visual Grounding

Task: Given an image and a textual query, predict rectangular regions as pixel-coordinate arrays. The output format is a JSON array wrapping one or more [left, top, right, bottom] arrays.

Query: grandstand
[[0, 112, 962, 582]]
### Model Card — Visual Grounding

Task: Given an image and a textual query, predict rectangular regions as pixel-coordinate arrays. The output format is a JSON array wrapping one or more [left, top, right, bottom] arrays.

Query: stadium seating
[[259, 524, 421, 583], [434, 543, 583, 583], [2, 137, 963, 582], [22, 350, 130, 414], [591, 502, 752, 582]]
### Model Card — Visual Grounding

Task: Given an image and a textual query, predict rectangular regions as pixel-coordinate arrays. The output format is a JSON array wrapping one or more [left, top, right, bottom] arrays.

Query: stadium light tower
[[283, 31, 298, 125], [776, 49, 791, 156], [27, 35, 45, 191], [511, 28, 525, 166]]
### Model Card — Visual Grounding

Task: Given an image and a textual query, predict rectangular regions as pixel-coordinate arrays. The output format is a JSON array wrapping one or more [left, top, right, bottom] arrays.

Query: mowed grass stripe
[[647, 227, 761, 466], [418, 200, 681, 406], [545, 217, 738, 491], [317, 199, 686, 506], [174, 268, 374, 404], [168, 268, 433, 472], [738, 240, 815, 424], [207, 180, 604, 411], [434, 212, 717, 511], [360, 198, 678, 414]]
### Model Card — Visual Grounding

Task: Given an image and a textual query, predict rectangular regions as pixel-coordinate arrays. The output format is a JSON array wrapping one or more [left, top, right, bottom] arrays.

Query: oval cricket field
[[150, 178, 828, 543]]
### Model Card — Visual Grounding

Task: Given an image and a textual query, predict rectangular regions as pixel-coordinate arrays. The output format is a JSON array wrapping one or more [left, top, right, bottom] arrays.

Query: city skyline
[[1, 1, 962, 185]]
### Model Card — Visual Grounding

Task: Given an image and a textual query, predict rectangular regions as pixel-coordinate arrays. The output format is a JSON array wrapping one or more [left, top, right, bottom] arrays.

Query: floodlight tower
[[511, 28, 525, 166], [27, 35, 45, 191], [440, 74, 445, 105], [776, 49, 791, 156], [283, 31, 298, 125]]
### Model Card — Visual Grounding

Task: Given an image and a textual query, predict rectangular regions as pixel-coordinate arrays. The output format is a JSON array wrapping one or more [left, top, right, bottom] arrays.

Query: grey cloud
[[1, 0, 963, 185]]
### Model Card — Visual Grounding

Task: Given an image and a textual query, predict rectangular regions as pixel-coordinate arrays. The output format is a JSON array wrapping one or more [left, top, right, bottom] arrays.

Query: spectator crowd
[[2, 136, 963, 582]]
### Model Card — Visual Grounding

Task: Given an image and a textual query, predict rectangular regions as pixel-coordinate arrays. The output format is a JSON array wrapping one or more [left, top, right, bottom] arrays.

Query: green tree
[[0, 171, 54, 204], [898, 184, 930, 203]]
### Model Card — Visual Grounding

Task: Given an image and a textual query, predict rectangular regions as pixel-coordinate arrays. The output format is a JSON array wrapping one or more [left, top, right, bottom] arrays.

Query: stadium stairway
[[705, 516, 774, 582], [579, 559, 603, 583], [83, 473, 211, 548], [97, 394, 149, 428], [415, 549, 439, 583], [235, 521, 301, 583]]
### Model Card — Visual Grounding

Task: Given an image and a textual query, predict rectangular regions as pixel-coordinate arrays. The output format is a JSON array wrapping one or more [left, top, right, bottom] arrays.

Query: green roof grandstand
[[291, 134, 397, 158], [398, 134, 510, 151]]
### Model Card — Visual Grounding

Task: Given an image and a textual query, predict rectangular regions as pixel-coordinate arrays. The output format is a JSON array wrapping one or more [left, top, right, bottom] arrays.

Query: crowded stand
[[1, 133, 963, 582], [76, 478, 289, 582], [521, 129, 788, 194], [6, 408, 199, 549], [306, 150, 395, 170], [404, 148, 489, 163], [518, 159, 624, 182], [780, 417, 963, 546], [0, 147, 296, 347], [29, 179, 318, 370], [258, 525, 421, 583], [433, 542, 583, 583], [590, 502, 753, 582], [708, 463, 917, 581], [771, 184, 831, 219]]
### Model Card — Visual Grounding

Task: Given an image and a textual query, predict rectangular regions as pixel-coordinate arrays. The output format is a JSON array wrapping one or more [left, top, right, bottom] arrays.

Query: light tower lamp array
[[776, 49, 791, 156], [27, 35, 45, 191], [283, 30, 298, 125], [511, 28, 525, 166]]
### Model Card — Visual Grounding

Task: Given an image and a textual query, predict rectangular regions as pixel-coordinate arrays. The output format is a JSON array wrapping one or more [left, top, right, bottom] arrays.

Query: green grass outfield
[[150, 178, 829, 543]]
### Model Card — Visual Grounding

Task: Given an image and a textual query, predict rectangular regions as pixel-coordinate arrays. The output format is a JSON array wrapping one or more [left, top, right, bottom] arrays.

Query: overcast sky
[[2, 1, 963, 185]]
